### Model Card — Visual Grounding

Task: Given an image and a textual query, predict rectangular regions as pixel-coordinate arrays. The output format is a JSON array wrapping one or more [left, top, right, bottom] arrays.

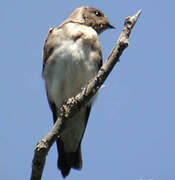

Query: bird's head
[[69, 6, 115, 34]]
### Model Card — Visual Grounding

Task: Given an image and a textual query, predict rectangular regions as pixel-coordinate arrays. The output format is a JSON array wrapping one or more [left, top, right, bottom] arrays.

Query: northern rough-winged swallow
[[42, 6, 114, 178]]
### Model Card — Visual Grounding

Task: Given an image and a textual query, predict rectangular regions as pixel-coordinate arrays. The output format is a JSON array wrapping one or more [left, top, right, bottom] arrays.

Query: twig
[[30, 10, 142, 180]]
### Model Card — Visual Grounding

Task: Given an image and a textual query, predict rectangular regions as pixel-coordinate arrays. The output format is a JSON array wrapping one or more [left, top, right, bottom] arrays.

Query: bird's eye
[[95, 11, 102, 17]]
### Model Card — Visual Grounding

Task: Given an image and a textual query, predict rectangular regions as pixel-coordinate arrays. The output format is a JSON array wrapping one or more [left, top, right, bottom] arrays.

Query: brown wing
[[42, 28, 57, 75]]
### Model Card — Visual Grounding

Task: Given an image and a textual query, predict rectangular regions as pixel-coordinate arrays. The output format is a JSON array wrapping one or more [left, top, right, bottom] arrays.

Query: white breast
[[44, 23, 100, 107]]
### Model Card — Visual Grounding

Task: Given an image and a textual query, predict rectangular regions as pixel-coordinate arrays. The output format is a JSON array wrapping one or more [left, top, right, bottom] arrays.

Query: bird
[[42, 6, 114, 178]]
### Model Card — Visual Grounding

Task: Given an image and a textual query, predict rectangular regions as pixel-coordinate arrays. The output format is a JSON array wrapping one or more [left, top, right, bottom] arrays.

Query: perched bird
[[42, 6, 114, 178]]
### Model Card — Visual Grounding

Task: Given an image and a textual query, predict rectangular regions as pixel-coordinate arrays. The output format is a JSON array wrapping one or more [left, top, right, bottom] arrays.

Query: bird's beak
[[108, 23, 115, 29]]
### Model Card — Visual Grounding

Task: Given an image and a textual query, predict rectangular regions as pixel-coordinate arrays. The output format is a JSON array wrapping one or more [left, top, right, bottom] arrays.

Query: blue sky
[[0, 0, 174, 180]]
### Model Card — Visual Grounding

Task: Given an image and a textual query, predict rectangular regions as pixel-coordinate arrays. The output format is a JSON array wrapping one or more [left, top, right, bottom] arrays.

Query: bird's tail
[[56, 140, 82, 178]]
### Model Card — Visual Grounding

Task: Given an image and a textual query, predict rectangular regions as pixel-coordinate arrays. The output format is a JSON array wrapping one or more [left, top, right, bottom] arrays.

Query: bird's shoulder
[[42, 27, 62, 74], [63, 22, 98, 42]]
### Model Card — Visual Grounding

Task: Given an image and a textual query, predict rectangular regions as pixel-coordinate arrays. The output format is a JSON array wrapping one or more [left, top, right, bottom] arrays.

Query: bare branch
[[30, 10, 141, 180]]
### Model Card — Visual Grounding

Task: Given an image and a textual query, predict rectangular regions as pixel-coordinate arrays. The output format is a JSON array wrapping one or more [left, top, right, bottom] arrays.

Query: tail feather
[[49, 102, 91, 178], [56, 140, 82, 178]]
